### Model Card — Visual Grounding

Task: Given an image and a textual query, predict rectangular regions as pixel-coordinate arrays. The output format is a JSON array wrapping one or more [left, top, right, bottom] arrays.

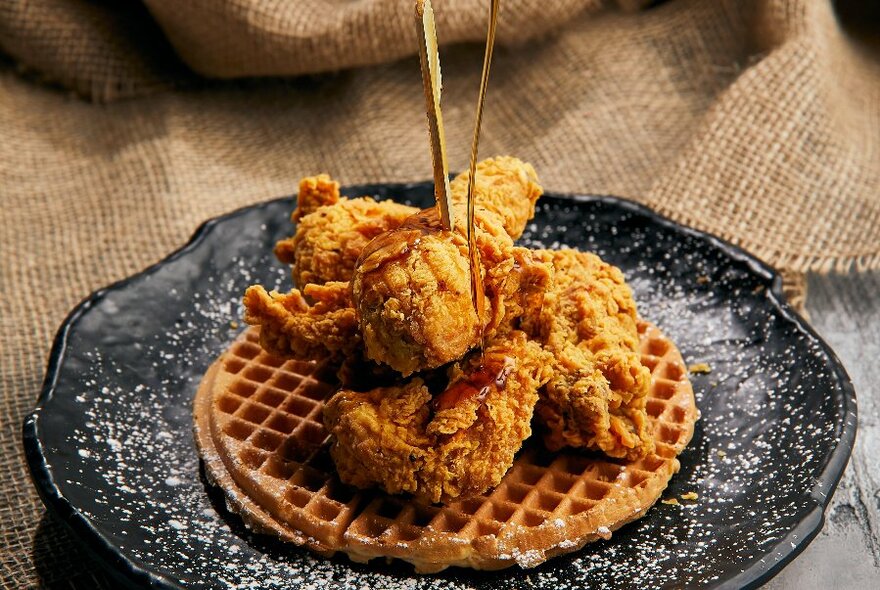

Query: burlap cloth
[[1, 0, 878, 586]]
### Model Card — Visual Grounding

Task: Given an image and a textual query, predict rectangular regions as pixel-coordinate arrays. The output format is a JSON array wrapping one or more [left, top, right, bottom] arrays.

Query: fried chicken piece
[[244, 237, 552, 378], [353, 212, 478, 377], [530, 249, 653, 461], [447, 155, 543, 241], [352, 157, 543, 375], [323, 332, 552, 503], [244, 156, 543, 374], [243, 281, 359, 361], [274, 173, 417, 287]]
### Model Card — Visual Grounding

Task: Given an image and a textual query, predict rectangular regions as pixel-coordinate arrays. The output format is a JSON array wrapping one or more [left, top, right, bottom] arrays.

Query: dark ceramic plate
[[24, 184, 856, 590]]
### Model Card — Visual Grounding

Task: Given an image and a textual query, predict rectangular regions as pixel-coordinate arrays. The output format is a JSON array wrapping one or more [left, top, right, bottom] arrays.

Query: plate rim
[[22, 186, 858, 590]]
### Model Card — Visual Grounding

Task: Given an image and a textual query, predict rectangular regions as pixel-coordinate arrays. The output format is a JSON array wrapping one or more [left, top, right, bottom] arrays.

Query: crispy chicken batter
[[323, 332, 552, 503], [352, 157, 543, 375], [448, 155, 543, 239], [244, 242, 552, 375], [243, 281, 358, 361], [244, 156, 543, 375], [274, 173, 417, 287], [353, 213, 478, 376], [243, 157, 654, 504], [531, 249, 653, 461]]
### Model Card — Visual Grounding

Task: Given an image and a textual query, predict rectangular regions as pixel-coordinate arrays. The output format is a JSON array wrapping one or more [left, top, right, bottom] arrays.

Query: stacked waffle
[[194, 322, 695, 571], [194, 158, 697, 571]]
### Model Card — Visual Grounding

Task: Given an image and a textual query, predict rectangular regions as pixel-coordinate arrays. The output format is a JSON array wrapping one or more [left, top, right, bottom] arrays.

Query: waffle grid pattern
[[197, 322, 696, 571]]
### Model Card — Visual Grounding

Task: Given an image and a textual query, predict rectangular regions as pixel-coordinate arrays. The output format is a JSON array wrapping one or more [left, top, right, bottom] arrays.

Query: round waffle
[[193, 321, 697, 572]]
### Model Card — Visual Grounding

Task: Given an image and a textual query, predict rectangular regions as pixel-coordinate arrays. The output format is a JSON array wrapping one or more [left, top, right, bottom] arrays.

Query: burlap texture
[[1, 0, 878, 586], [0, 0, 619, 101]]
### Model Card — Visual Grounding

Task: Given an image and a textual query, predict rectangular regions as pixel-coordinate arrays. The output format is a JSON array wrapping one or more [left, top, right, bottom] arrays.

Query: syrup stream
[[466, 0, 500, 352], [431, 356, 515, 411]]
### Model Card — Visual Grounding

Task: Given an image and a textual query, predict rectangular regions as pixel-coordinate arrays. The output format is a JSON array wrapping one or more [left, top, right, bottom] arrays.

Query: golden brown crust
[[352, 224, 480, 376], [247, 157, 542, 376], [324, 332, 552, 503], [351, 156, 543, 374], [532, 249, 653, 460], [276, 194, 416, 287], [448, 156, 543, 240], [194, 323, 696, 572], [244, 160, 652, 461], [291, 174, 341, 222], [243, 253, 653, 460], [243, 282, 359, 361]]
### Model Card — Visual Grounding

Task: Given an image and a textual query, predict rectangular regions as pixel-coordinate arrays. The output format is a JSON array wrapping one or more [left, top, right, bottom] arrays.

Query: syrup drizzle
[[360, 0, 501, 366], [431, 356, 515, 411], [355, 208, 443, 274], [465, 0, 500, 355]]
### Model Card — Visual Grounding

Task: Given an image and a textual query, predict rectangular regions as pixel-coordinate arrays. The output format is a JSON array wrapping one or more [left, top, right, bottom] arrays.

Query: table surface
[[27, 271, 880, 588], [765, 271, 880, 588]]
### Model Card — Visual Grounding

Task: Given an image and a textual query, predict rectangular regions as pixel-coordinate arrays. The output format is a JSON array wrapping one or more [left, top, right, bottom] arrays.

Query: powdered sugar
[[39, 195, 850, 589]]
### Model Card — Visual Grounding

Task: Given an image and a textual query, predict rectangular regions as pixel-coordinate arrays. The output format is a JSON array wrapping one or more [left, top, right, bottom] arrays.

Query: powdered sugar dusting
[[40, 194, 851, 589]]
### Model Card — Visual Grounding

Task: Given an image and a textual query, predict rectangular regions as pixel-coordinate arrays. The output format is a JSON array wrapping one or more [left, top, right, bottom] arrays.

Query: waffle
[[193, 321, 697, 572]]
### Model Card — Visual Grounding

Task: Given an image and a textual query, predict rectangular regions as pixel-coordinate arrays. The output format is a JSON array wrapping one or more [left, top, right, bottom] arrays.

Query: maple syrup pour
[[431, 356, 515, 411], [401, 207, 444, 232], [355, 208, 447, 274], [464, 0, 498, 355], [470, 244, 485, 353]]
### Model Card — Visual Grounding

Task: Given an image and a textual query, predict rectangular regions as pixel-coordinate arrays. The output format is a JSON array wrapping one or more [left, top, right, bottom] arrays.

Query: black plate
[[24, 184, 857, 589]]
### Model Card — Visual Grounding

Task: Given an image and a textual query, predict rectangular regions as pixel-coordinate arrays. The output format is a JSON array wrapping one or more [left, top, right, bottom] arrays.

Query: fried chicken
[[245, 237, 552, 379], [353, 211, 478, 376], [243, 157, 654, 481], [243, 281, 359, 361], [448, 156, 542, 239], [530, 249, 653, 461], [323, 332, 552, 503], [244, 156, 543, 375], [274, 173, 417, 287], [352, 157, 543, 375]]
